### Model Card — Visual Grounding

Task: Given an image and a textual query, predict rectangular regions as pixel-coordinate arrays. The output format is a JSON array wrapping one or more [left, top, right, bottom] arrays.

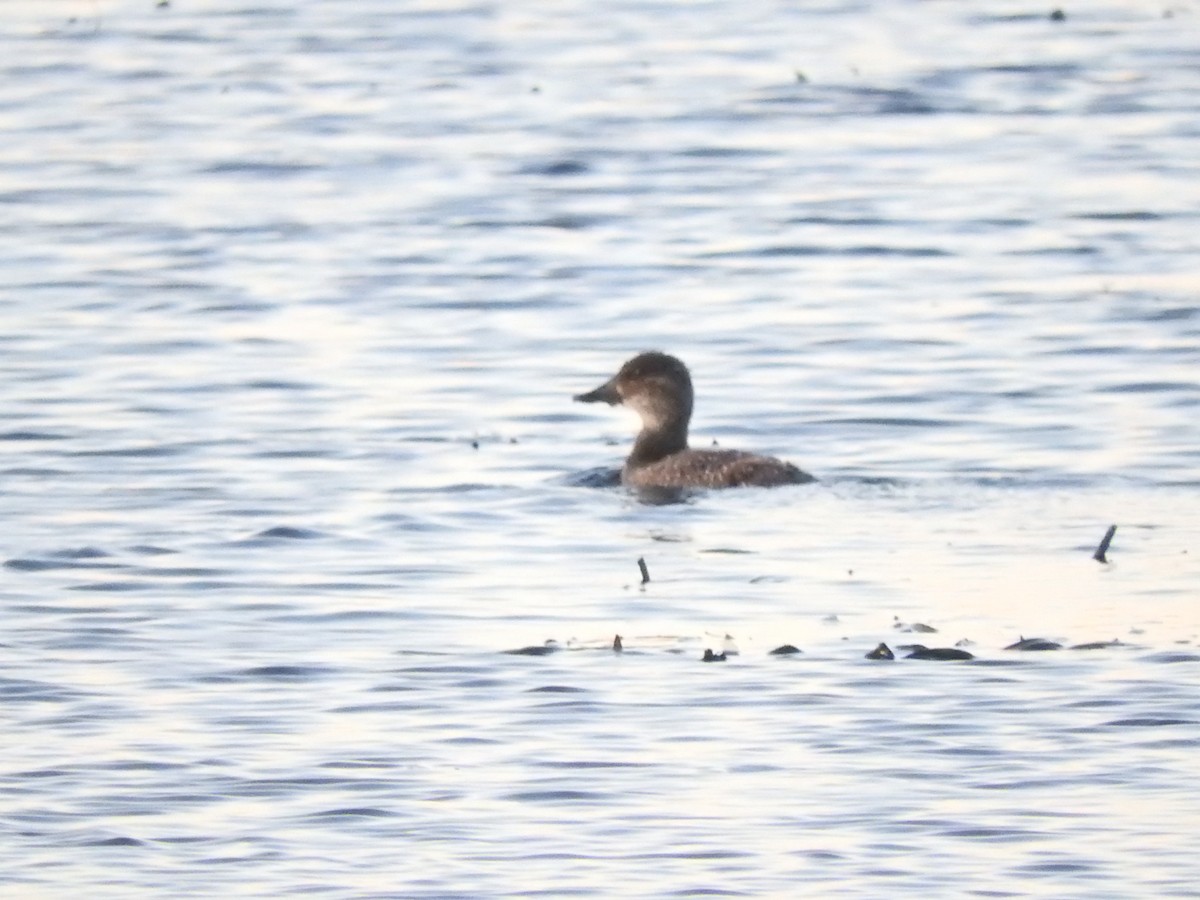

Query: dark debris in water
[[866, 642, 895, 661], [1070, 639, 1127, 651], [894, 617, 938, 634], [504, 641, 560, 657], [904, 645, 975, 661], [769, 644, 802, 656], [1005, 637, 1063, 651], [1093, 524, 1117, 563], [500, 630, 1172, 664]]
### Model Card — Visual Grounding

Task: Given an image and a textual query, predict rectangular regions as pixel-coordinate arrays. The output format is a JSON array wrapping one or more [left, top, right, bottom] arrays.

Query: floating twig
[[1093, 524, 1117, 563], [637, 557, 650, 585]]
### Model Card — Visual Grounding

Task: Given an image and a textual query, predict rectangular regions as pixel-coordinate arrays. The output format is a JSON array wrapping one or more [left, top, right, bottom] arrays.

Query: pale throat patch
[[626, 393, 670, 431]]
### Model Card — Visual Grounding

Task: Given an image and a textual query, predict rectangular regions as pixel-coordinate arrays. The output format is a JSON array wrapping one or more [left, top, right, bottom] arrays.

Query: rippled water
[[3, 1, 1199, 896]]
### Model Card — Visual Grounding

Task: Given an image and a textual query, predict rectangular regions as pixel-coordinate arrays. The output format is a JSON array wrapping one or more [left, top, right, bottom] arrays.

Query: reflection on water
[[2, 0, 1199, 896]]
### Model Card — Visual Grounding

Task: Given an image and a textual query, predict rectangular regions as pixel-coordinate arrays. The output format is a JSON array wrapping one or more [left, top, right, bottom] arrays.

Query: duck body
[[623, 447, 811, 489], [574, 351, 813, 490]]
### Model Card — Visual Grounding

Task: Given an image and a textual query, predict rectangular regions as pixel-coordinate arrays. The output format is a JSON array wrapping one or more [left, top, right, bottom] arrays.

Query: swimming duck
[[574, 351, 814, 489]]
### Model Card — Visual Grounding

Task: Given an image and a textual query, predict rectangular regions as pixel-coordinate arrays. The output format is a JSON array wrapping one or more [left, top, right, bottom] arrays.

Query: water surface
[[2, 1, 1199, 896]]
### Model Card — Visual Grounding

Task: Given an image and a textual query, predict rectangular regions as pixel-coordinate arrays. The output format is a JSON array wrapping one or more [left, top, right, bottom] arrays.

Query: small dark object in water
[[1093, 524, 1117, 563], [894, 617, 937, 634], [1049, 8, 1066, 21], [1005, 636, 1062, 651], [905, 645, 974, 661], [505, 641, 559, 656], [866, 642, 895, 660], [637, 557, 650, 584], [1071, 639, 1124, 651], [612, 634, 623, 652], [769, 644, 801, 656], [702, 649, 727, 662]]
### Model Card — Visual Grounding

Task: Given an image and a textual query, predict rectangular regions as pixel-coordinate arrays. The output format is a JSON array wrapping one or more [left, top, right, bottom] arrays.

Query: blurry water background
[[2, 0, 1199, 896]]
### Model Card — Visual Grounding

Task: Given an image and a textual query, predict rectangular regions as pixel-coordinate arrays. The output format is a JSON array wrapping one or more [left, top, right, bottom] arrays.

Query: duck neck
[[629, 418, 689, 466]]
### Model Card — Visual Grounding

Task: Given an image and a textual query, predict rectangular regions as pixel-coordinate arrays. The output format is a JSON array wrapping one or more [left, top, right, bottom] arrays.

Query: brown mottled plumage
[[574, 351, 814, 489]]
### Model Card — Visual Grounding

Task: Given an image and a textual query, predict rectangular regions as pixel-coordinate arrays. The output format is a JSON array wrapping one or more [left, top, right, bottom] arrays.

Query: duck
[[574, 351, 814, 489]]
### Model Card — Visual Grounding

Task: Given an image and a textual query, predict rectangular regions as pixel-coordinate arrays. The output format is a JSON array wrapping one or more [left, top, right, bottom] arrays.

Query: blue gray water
[[2, 1, 1199, 896]]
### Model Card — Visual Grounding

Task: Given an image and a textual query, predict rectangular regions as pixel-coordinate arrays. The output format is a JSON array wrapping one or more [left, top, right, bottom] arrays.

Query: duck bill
[[573, 376, 622, 406]]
